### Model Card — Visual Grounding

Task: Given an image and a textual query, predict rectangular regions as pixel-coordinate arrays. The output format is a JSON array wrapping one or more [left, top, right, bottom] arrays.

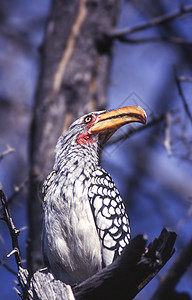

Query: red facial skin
[[77, 115, 99, 146]]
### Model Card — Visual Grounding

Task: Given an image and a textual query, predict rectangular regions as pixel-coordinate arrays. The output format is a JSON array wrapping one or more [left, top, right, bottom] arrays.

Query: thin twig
[[106, 113, 165, 145], [109, 4, 192, 38], [118, 36, 192, 46], [0, 190, 22, 270], [0, 145, 15, 161], [174, 69, 192, 123]]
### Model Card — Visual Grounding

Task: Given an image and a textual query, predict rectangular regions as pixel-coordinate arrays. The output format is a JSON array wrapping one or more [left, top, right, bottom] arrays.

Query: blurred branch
[[151, 238, 192, 300], [177, 76, 192, 83], [174, 69, 192, 123], [163, 112, 172, 156], [107, 113, 166, 145], [8, 177, 29, 205], [0, 177, 29, 213], [0, 189, 22, 270], [109, 4, 192, 38], [118, 36, 192, 46], [0, 145, 15, 161]]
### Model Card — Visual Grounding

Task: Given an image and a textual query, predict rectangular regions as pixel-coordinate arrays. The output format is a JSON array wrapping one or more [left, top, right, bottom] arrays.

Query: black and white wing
[[88, 167, 131, 266]]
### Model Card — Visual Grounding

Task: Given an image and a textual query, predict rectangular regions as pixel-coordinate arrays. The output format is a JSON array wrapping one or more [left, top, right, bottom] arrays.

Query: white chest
[[43, 172, 102, 284]]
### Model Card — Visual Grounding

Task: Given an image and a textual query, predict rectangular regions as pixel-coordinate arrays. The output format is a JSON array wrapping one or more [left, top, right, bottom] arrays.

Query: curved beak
[[90, 106, 146, 137]]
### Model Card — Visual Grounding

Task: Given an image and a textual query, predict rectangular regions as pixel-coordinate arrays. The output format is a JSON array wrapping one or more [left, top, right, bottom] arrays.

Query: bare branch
[[174, 69, 192, 123], [0, 145, 15, 161], [0, 189, 22, 270], [109, 4, 192, 38], [117, 36, 192, 46]]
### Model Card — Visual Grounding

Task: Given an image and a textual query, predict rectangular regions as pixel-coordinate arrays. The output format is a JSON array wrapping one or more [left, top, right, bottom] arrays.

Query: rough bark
[[18, 268, 75, 300], [28, 0, 121, 274], [19, 228, 176, 300]]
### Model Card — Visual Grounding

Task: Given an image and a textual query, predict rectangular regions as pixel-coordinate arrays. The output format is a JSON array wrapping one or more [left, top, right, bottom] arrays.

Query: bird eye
[[84, 115, 92, 123]]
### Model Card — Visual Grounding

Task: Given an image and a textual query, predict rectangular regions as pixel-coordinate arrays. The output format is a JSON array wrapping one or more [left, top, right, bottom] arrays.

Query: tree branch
[[0, 145, 15, 161], [117, 36, 192, 46], [109, 4, 192, 38], [0, 189, 22, 270], [18, 228, 176, 300]]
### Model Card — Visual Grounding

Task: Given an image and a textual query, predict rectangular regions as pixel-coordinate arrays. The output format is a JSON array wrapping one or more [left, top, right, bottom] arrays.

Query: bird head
[[55, 106, 146, 167], [75, 105, 147, 147]]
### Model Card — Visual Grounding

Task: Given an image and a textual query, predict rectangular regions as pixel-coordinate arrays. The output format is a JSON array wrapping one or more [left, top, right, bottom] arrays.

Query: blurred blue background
[[0, 0, 192, 299]]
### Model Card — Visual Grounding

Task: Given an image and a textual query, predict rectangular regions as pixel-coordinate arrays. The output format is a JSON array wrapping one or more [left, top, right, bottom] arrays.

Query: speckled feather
[[88, 167, 130, 266]]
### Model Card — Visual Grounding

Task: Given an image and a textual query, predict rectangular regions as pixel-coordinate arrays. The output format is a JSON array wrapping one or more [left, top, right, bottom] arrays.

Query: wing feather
[[88, 167, 130, 266]]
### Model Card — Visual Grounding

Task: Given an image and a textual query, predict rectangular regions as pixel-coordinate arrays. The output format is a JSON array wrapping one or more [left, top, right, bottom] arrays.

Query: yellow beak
[[90, 106, 146, 135]]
